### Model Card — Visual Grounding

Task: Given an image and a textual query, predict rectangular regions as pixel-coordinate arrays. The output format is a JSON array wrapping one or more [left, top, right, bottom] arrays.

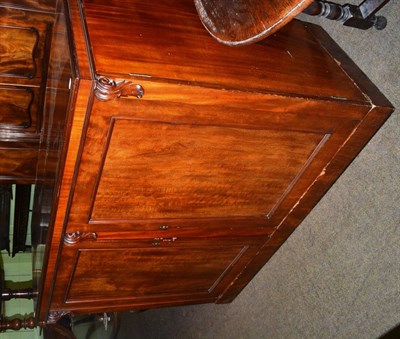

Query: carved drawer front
[[0, 86, 40, 135], [0, 147, 38, 182], [0, 25, 38, 78], [52, 236, 263, 310], [0, 6, 52, 85]]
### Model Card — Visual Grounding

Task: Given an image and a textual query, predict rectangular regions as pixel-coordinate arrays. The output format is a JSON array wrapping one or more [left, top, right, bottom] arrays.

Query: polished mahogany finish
[[1, 0, 393, 328], [33, 0, 393, 323]]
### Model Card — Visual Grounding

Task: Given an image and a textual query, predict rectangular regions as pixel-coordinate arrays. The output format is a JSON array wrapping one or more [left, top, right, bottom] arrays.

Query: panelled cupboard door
[[51, 236, 264, 311], [65, 79, 369, 236]]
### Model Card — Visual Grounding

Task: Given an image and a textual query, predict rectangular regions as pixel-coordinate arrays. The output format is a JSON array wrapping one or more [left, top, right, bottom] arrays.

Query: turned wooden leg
[[0, 316, 77, 338], [0, 316, 36, 331], [303, 0, 390, 30], [0, 274, 40, 333]]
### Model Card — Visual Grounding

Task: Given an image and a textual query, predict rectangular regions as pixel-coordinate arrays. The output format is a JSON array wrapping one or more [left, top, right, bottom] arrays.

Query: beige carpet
[[119, 2, 400, 338]]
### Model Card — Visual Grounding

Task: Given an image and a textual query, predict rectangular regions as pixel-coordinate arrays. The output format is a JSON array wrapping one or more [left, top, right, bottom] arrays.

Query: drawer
[[0, 6, 53, 86], [0, 25, 39, 79], [0, 86, 41, 136], [0, 146, 38, 183]]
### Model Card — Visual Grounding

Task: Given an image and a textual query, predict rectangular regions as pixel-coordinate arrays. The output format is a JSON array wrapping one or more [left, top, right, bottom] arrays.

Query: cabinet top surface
[[79, 0, 367, 102]]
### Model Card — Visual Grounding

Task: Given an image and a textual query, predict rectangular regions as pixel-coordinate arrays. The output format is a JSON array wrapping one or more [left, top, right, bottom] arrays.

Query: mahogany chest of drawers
[[0, 1, 56, 183]]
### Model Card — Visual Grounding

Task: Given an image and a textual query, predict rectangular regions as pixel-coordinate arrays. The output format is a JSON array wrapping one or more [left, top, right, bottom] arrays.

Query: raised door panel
[[91, 118, 326, 220], [66, 79, 366, 235], [51, 236, 263, 311]]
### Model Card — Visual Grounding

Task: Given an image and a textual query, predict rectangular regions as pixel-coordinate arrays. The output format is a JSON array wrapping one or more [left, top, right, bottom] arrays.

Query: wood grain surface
[[81, 0, 366, 102], [29, 0, 394, 320]]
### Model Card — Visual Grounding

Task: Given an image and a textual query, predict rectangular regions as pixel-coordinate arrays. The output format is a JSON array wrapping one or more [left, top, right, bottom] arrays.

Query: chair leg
[[0, 317, 78, 338], [0, 316, 36, 331], [303, 0, 390, 30], [1, 286, 37, 301]]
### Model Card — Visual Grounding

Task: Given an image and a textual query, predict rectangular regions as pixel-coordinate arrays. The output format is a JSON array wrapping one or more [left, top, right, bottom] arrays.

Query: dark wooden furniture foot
[[304, 0, 390, 30]]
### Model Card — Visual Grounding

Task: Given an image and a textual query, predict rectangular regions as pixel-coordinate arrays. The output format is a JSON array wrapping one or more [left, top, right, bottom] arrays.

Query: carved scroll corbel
[[94, 76, 144, 101], [64, 232, 97, 246]]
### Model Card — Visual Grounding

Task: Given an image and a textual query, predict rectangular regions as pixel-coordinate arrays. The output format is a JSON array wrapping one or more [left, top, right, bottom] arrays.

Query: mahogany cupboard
[[1, 0, 393, 326]]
